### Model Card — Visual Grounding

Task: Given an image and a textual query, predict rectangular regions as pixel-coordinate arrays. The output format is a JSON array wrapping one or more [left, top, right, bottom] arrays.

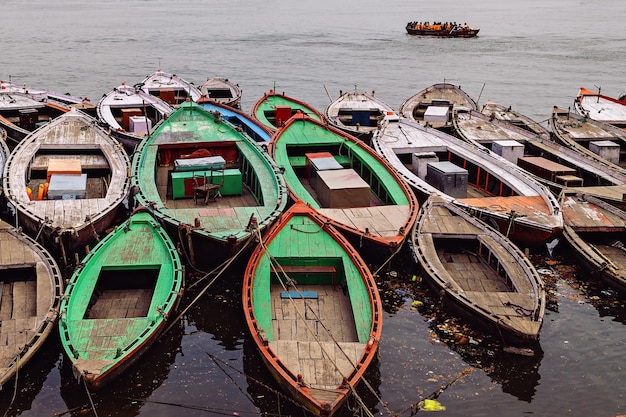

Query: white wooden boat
[[3, 108, 131, 260], [371, 113, 562, 245], [198, 76, 242, 109], [138, 69, 202, 105], [96, 82, 174, 154], [399, 82, 477, 130], [550, 106, 626, 170], [412, 195, 545, 346], [560, 190, 626, 293], [0, 219, 63, 389], [480, 100, 549, 139], [574, 87, 626, 130], [324, 88, 394, 144], [0, 78, 95, 111], [0, 90, 81, 147], [453, 108, 626, 194]]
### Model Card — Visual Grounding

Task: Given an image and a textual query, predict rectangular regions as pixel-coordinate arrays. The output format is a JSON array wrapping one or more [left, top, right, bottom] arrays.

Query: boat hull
[[59, 210, 184, 390], [0, 221, 63, 389], [412, 196, 545, 347], [406, 28, 479, 37], [243, 202, 382, 416]]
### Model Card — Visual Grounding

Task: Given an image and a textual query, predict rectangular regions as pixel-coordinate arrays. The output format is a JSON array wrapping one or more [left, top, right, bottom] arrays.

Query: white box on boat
[[589, 140, 620, 165], [412, 152, 439, 179], [492, 140, 524, 164], [316, 168, 370, 208], [47, 173, 87, 200], [129, 116, 152, 134], [423, 106, 449, 123]]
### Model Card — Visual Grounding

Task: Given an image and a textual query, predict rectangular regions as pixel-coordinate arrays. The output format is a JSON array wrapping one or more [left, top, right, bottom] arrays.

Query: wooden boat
[[1, 78, 96, 112], [549, 106, 626, 169], [0, 220, 63, 390], [574, 87, 626, 130], [453, 108, 626, 194], [371, 113, 562, 246], [268, 112, 419, 253], [0, 90, 77, 147], [3, 107, 132, 259], [399, 82, 477, 130], [138, 69, 202, 105], [198, 76, 243, 109], [560, 191, 626, 293], [58, 209, 184, 390], [324, 89, 394, 144], [198, 98, 271, 143], [412, 195, 545, 346], [405, 21, 479, 37], [252, 89, 323, 132], [480, 100, 549, 139], [243, 201, 382, 417], [96, 82, 174, 154], [131, 100, 288, 270]]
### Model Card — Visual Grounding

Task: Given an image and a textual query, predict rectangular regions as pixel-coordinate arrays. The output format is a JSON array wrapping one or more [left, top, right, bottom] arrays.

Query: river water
[[1, 0, 625, 416]]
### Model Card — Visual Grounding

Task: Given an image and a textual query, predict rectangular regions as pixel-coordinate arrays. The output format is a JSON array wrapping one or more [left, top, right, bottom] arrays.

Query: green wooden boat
[[131, 100, 288, 269], [243, 201, 382, 417], [59, 210, 184, 390], [268, 112, 418, 251], [251, 89, 323, 131]]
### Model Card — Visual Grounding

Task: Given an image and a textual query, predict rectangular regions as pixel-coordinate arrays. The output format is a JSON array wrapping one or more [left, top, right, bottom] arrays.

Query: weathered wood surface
[[413, 197, 545, 343], [0, 221, 62, 388], [3, 108, 130, 252], [269, 284, 362, 390], [399, 83, 477, 126]]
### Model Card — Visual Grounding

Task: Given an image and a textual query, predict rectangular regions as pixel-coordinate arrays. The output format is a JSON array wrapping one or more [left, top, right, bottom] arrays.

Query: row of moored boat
[[1, 74, 625, 416]]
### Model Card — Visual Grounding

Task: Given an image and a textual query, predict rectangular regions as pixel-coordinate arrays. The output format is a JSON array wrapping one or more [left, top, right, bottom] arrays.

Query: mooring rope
[[82, 377, 100, 417]]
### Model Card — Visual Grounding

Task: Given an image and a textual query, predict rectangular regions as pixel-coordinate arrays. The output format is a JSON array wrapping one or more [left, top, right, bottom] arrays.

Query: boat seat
[[192, 169, 224, 204]]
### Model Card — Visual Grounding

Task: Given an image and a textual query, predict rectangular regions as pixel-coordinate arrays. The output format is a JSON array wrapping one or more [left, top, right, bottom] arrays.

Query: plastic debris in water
[[419, 399, 446, 411]]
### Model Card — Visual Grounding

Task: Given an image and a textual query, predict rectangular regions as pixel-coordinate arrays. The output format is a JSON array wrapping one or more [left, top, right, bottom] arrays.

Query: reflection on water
[[0, 332, 60, 416], [58, 319, 183, 417]]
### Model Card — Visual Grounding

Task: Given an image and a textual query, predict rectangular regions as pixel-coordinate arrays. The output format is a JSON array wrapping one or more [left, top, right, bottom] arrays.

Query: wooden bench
[[270, 265, 337, 287]]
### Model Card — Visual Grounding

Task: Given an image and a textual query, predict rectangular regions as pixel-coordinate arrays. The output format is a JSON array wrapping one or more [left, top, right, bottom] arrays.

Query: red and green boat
[[243, 201, 382, 416], [268, 112, 418, 252], [252, 89, 323, 132], [59, 210, 184, 390]]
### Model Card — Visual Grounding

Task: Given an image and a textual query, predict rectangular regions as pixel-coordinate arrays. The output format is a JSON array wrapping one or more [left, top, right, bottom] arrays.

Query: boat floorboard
[[458, 195, 553, 217], [269, 284, 363, 390], [85, 288, 153, 319]]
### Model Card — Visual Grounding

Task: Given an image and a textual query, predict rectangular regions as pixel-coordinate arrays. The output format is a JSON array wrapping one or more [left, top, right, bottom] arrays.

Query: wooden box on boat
[[424, 105, 449, 123], [46, 158, 82, 181], [121, 108, 143, 131], [517, 156, 583, 186], [589, 140, 620, 165], [317, 168, 371, 208], [492, 140, 525, 164]]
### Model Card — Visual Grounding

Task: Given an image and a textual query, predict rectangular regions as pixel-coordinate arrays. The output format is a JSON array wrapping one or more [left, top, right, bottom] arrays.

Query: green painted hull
[[252, 90, 323, 131], [243, 202, 382, 416], [269, 113, 418, 250], [59, 210, 184, 390], [131, 101, 287, 268]]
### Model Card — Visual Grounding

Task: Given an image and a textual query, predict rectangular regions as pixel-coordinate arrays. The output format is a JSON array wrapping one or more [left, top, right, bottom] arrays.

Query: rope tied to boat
[[255, 226, 389, 417], [503, 301, 535, 317]]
